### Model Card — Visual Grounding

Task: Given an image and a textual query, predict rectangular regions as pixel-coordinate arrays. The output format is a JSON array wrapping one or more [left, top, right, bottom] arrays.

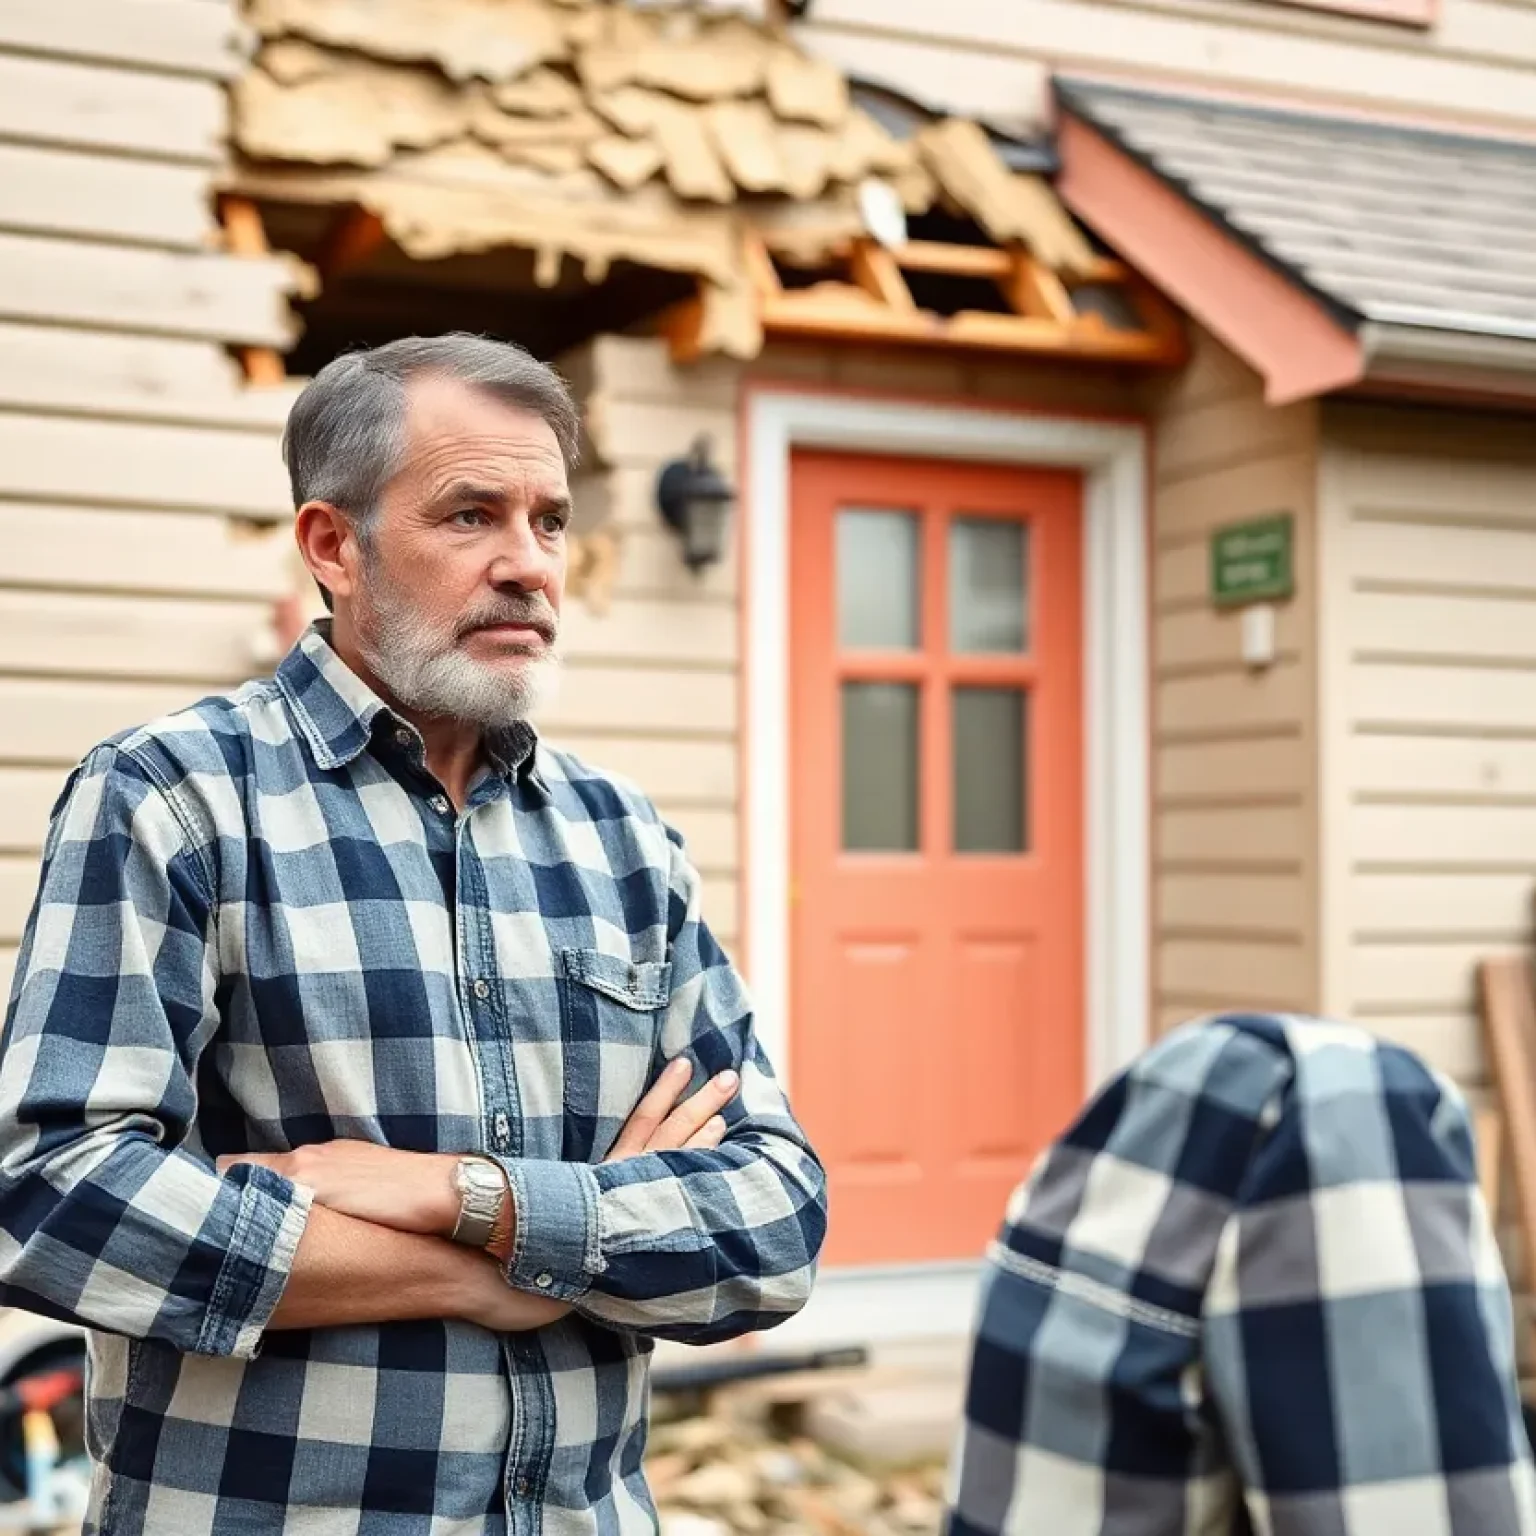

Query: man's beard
[[353, 557, 561, 728]]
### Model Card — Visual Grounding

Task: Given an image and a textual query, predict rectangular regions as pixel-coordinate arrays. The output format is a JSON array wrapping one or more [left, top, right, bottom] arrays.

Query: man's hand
[[218, 1142, 460, 1236], [605, 1057, 738, 1161]]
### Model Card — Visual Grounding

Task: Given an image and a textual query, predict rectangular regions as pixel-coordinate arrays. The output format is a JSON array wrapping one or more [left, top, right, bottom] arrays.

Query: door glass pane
[[949, 518, 1028, 653], [842, 683, 919, 851], [838, 509, 920, 649], [953, 688, 1027, 853]]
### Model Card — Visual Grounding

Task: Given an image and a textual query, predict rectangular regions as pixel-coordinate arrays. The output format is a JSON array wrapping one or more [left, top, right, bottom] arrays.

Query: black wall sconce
[[656, 435, 736, 573]]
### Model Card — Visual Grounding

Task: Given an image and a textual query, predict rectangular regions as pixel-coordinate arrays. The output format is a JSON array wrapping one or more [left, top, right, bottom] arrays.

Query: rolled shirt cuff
[[496, 1157, 603, 1302]]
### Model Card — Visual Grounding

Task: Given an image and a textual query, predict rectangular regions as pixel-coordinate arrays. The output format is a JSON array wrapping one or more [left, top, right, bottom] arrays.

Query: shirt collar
[[274, 621, 546, 791]]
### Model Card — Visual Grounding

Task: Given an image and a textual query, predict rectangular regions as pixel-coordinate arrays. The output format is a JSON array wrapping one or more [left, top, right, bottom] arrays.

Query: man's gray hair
[[281, 334, 581, 530]]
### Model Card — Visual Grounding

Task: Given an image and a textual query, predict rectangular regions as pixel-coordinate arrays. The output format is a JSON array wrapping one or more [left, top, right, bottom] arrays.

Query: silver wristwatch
[[450, 1156, 507, 1249]]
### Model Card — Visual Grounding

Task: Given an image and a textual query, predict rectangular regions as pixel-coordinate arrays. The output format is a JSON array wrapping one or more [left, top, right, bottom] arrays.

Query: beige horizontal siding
[[1148, 328, 1320, 1024], [1320, 403, 1536, 1095], [0, 53, 225, 162], [799, 0, 1536, 131], [0, 1, 296, 993], [546, 336, 744, 956]]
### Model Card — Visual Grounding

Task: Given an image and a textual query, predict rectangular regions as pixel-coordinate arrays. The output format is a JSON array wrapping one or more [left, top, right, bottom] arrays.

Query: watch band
[[451, 1156, 508, 1249]]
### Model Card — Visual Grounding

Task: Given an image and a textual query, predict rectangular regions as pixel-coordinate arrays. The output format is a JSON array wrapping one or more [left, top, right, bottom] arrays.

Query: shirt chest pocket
[[557, 947, 671, 1163]]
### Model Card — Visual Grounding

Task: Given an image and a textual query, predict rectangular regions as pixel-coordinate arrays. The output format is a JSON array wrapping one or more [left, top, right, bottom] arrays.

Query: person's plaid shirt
[[945, 1013, 1536, 1536], [0, 623, 826, 1536]]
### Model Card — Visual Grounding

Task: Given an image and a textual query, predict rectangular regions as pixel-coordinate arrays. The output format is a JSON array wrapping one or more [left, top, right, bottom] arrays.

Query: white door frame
[[743, 388, 1151, 1104]]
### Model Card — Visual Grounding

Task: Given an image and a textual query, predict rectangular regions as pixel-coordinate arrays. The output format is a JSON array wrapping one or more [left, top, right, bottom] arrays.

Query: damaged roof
[[1056, 78, 1536, 345], [228, 0, 1097, 358]]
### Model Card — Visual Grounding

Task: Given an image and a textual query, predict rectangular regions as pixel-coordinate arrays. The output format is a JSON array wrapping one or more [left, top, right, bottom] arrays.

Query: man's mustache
[[455, 596, 558, 646]]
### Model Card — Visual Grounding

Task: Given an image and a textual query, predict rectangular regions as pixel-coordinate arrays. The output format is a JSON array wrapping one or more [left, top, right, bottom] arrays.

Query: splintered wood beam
[[894, 242, 1011, 279], [217, 193, 287, 386], [1008, 254, 1076, 323], [849, 240, 916, 312], [315, 205, 387, 281]]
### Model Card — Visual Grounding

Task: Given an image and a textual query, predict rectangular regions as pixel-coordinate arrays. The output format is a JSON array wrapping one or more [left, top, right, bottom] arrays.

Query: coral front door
[[789, 450, 1085, 1266]]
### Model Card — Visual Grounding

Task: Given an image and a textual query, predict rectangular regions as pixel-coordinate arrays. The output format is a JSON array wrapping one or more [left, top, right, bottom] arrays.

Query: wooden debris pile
[[645, 1414, 947, 1536], [228, 0, 1095, 358]]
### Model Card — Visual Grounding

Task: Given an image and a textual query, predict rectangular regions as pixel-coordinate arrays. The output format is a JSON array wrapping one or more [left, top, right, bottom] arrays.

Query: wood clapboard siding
[[1148, 328, 1320, 1027], [0, 54, 226, 163], [1321, 405, 1536, 1088], [798, 0, 1536, 131], [548, 336, 744, 952], [0, 0, 296, 980]]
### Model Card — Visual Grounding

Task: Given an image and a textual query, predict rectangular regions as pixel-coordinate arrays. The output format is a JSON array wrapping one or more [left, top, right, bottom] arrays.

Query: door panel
[[789, 450, 1085, 1266]]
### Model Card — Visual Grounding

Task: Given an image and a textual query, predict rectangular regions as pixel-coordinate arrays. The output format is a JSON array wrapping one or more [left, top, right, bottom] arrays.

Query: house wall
[[0, 3, 302, 1004], [796, 0, 1536, 132], [560, 334, 1148, 981], [1147, 327, 1322, 1031], [1317, 403, 1536, 1092]]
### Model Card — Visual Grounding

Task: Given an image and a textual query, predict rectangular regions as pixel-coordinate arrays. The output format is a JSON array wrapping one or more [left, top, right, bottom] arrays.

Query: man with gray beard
[[0, 335, 827, 1536]]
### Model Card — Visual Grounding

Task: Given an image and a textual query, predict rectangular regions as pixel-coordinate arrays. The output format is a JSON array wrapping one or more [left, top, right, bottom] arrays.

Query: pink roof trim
[[1056, 113, 1366, 404]]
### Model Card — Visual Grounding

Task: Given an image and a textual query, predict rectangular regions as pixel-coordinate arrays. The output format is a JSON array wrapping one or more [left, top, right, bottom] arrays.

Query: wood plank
[[1350, 590, 1536, 665], [0, 589, 273, 684], [1356, 941, 1493, 1011], [585, 394, 736, 473], [1157, 938, 1311, 1009], [1340, 455, 1536, 527], [1157, 661, 1307, 738], [1158, 805, 1306, 866], [1155, 450, 1313, 544], [1158, 872, 1307, 936], [0, 501, 291, 598], [1157, 735, 1307, 800], [0, 53, 224, 163], [540, 664, 738, 737], [0, 854, 42, 944], [560, 596, 738, 666], [0, 321, 300, 431], [549, 734, 737, 804], [1156, 395, 1313, 487], [1349, 520, 1536, 596], [0, 412, 290, 516], [1153, 542, 1207, 607], [652, 807, 737, 874], [0, 677, 205, 765], [0, 0, 244, 79], [602, 525, 739, 602], [1350, 871, 1536, 937], [0, 142, 209, 249], [1157, 604, 1301, 671], [1354, 803, 1536, 867], [1352, 663, 1536, 734], [1351, 735, 1536, 799], [697, 877, 739, 943], [0, 768, 70, 854], [0, 231, 303, 349]]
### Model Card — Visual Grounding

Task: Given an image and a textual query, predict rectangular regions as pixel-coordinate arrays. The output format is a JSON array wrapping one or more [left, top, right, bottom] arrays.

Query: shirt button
[[429, 794, 450, 815], [394, 728, 411, 747], [535, 1273, 553, 1290], [515, 1478, 532, 1499], [473, 979, 490, 1000]]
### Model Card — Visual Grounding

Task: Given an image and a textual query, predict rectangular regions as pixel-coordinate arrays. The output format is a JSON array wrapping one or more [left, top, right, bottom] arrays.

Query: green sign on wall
[[1210, 514, 1294, 608]]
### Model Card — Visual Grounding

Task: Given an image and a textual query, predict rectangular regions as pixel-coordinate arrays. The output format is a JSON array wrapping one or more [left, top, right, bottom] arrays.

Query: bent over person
[[0, 335, 827, 1535], [945, 1013, 1536, 1536]]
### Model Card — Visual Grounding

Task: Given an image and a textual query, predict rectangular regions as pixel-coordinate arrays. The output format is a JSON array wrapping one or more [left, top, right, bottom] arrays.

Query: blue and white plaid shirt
[[0, 624, 826, 1536], [946, 1013, 1536, 1536]]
